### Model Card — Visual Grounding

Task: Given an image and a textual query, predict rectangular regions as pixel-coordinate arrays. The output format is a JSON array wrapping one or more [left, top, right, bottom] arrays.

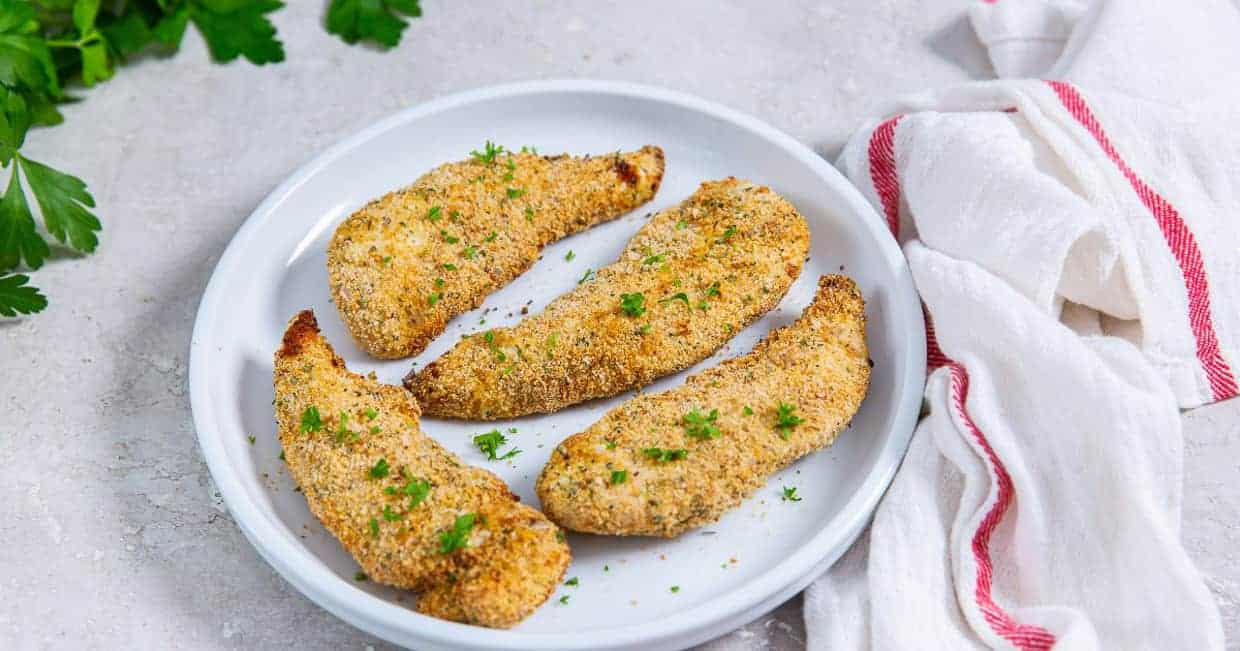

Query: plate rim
[[188, 78, 925, 650]]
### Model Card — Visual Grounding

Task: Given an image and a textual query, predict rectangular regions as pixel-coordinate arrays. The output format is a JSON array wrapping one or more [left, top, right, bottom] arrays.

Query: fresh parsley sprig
[[473, 429, 521, 461], [0, 0, 426, 318]]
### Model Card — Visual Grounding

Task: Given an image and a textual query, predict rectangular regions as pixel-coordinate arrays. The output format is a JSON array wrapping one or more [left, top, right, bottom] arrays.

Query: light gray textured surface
[[0, 1, 1235, 649]]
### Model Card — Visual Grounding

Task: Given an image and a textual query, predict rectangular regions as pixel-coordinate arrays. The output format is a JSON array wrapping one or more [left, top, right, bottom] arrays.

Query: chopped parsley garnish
[[638, 324, 652, 335], [578, 268, 594, 284], [742, 405, 754, 416], [334, 412, 358, 443], [386, 470, 431, 509], [364, 407, 378, 421], [619, 292, 647, 317], [300, 406, 323, 433], [659, 292, 690, 307], [559, 595, 570, 605], [470, 140, 504, 165], [382, 255, 392, 266], [705, 283, 721, 297], [506, 188, 524, 199], [695, 300, 709, 311], [716, 225, 738, 243], [382, 504, 402, 521], [642, 447, 688, 463], [369, 517, 380, 538], [482, 330, 507, 362], [442, 263, 458, 271], [565, 576, 579, 586], [521, 145, 539, 154], [682, 409, 721, 439], [525, 206, 535, 221], [369, 425, 381, 435], [782, 485, 802, 502], [449, 210, 461, 221], [565, 250, 575, 262], [474, 429, 521, 461], [368, 458, 390, 479], [438, 513, 477, 554], [774, 402, 805, 439], [427, 292, 441, 306], [604, 439, 617, 450], [440, 230, 459, 244], [484, 231, 498, 243], [354, 571, 368, 582], [427, 206, 442, 222], [676, 219, 689, 230], [503, 158, 516, 182], [670, 585, 681, 593], [434, 277, 445, 288], [642, 248, 666, 265], [463, 246, 478, 259], [247, 436, 256, 445], [610, 469, 628, 485]]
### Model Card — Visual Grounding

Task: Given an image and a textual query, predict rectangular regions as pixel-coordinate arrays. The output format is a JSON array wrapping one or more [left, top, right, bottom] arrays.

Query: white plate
[[189, 80, 924, 651]]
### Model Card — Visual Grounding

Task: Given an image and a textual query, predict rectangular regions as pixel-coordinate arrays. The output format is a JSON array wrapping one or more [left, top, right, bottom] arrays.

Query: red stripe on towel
[[1046, 80, 1238, 401], [868, 115, 905, 238], [949, 363, 1057, 651], [867, 116, 1058, 649]]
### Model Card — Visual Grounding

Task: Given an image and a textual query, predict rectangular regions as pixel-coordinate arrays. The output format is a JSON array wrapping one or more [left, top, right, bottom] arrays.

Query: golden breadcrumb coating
[[405, 178, 810, 419], [535, 276, 869, 538], [274, 311, 570, 628], [328, 146, 665, 359]]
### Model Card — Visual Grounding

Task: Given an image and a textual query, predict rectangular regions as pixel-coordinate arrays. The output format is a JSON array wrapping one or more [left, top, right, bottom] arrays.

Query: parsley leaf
[[781, 485, 802, 502], [774, 402, 805, 439], [0, 272, 45, 316], [368, 458, 390, 479], [19, 154, 100, 255], [619, 292, 646, 317], [326, 0, 422, 49], [659, 292, 690, 307], [642, 447, 688, 463], [0, 2, 60, 97], [300, 406, 323, 432], [438, 512, 476, 554], [470, 140, 504, 165], [190, 0, 286, 66], [0, 168, 47, 271], [388, 469, 431, 509], [610, 469, 627, 485], [682, 409, 721, 439], [473, 429, 520, 461]]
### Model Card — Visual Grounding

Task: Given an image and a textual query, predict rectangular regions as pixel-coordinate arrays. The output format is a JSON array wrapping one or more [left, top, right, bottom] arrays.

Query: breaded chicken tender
[[274, 311, 570, 628], [405, 178, 810, 419], [535, 275, 869, 538], [328, 145, 665, 359]]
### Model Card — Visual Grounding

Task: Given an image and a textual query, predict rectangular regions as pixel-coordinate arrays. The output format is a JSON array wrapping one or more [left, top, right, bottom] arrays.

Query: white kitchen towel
[[805, 1, 1239, 649]]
